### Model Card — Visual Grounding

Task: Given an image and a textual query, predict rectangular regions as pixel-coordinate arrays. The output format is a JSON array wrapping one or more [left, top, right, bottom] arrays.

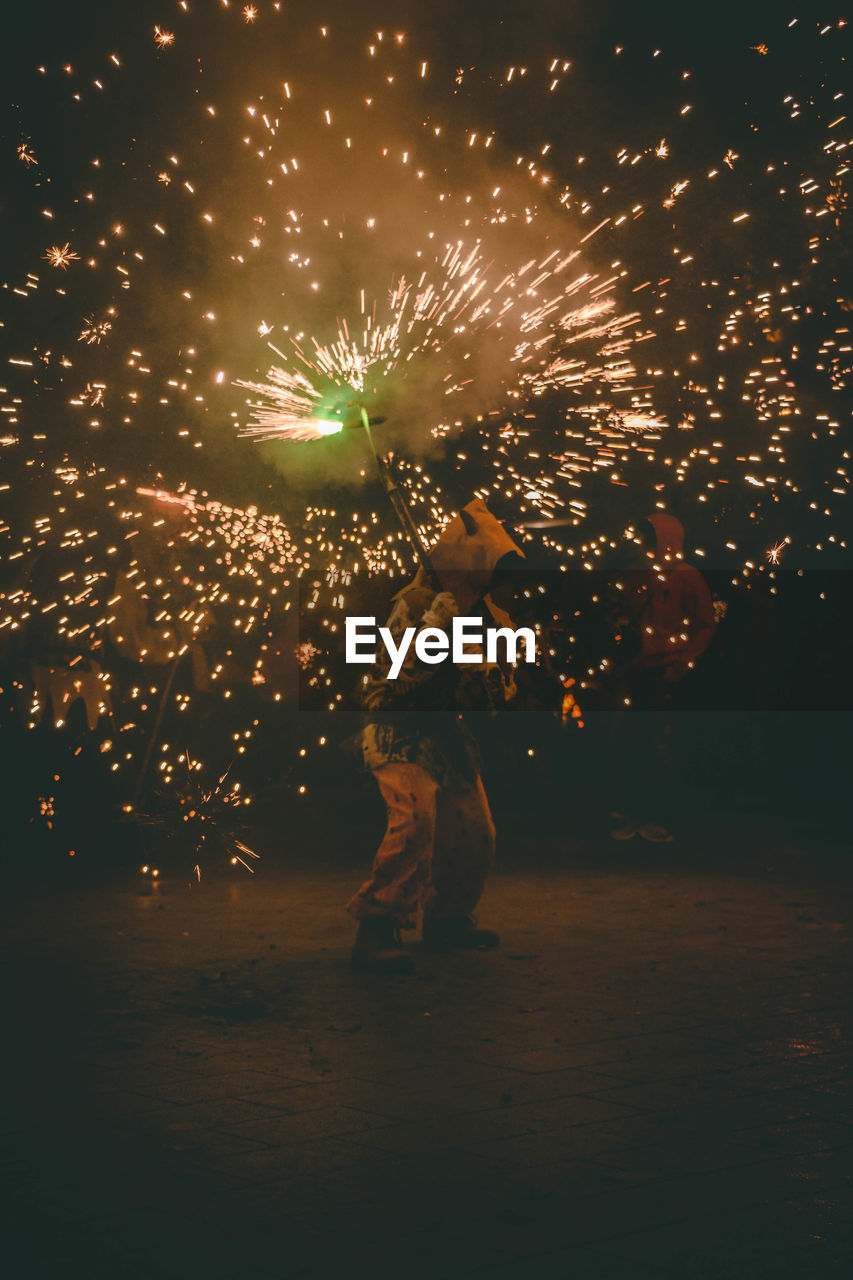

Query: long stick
[[360, 409, 441, 589], [359, 409, 507, 652]]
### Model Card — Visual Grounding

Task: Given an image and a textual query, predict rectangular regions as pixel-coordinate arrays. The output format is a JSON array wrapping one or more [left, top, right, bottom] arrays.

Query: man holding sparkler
[[347, 499, 525, 974]]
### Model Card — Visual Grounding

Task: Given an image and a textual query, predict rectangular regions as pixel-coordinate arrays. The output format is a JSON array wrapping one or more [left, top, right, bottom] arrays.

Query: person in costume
[[348, 499, 524, 973]]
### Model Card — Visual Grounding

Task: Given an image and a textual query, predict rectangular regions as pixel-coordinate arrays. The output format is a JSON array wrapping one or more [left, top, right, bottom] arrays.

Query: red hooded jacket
[[632, 514, 715, 676]]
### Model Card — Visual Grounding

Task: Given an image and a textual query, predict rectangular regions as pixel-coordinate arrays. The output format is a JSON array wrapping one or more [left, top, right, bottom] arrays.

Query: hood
[[648, 513, 684, 560], [406, 498, 524, 612]]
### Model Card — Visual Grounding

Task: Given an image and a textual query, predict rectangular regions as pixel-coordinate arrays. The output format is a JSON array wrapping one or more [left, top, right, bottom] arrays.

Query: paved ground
[[3, 804, 853, 1279]]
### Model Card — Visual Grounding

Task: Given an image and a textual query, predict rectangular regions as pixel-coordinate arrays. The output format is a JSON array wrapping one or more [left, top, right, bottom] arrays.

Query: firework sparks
[[236, 362, 339, 441], [2, 7, 850, 869], [238, 244, 644, 442], [78, 315, 113, 344], [43, 243, 80, 270]]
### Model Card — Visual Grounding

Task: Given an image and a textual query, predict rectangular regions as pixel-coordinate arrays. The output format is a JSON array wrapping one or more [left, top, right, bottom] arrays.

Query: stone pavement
[[2, 813, 853, 1279]]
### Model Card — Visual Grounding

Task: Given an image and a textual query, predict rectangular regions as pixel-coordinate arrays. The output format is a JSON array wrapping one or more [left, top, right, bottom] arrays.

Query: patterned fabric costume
[[347, 499, 522, 930]]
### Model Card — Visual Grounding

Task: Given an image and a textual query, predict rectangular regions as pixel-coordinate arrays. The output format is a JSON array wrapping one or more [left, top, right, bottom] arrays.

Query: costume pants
[[347, 762, 496, 930]]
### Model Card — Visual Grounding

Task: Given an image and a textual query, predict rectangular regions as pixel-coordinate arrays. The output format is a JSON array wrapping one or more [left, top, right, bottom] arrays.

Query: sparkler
[[237, 245, 644, 446]]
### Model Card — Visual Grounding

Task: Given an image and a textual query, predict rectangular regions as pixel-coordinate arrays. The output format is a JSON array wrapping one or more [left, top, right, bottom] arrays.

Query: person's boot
[[611, 821, 638, 841], [638, 822, 674, 843], [422, 914, 500, 951], [350, 918, 414, 974], [610, 810, 638, 841]]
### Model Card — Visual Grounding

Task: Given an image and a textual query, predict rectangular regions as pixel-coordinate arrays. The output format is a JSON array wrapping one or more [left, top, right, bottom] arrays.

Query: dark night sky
[[1, 1, 807, 136], [1, 1, 848, 531]]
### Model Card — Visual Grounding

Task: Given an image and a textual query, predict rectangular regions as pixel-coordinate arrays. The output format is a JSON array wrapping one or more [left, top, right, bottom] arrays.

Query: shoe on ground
[[351, 918, 415, 974], [611, 822, 638, 840], [638, 822, 674, 843], [422, 915, 500, 951]]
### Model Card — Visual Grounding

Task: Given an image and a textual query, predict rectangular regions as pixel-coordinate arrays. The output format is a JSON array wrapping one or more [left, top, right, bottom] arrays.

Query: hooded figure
[[348, 499, 524, 973], [610, 513, 715, 844], [632, 514, 716, 678]]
